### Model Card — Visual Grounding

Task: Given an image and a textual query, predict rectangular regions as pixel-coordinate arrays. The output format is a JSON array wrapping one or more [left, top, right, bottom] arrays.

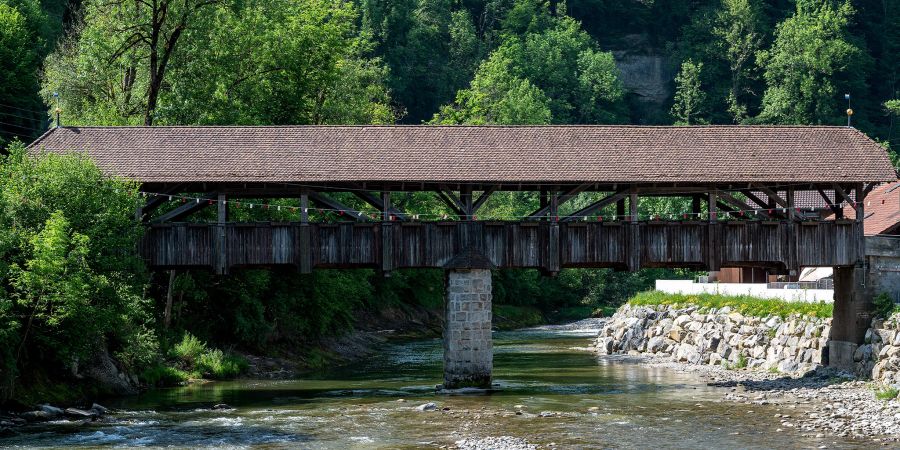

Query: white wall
[[655, 280, 833, 303]]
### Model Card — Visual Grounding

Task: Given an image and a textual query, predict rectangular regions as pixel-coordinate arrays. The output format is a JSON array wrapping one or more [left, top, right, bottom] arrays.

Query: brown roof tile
[[864, 181, 900, 236], [27, 125, 897, 184]]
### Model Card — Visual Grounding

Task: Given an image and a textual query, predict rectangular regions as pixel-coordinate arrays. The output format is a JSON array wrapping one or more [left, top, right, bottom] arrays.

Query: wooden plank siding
[[141, 221, 861, 273]]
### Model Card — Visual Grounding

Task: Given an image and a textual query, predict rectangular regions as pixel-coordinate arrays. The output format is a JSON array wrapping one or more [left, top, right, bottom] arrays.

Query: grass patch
[[628, 291, 832, 318], [874, 386, 899, 401], [140, 364, 194, 387]]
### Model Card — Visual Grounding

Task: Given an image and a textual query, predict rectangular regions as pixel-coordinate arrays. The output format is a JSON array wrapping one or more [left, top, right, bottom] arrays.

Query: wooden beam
[[561, 190, 629, 222], [460, 185, 473, 218], [738, 190, 770, 209], [816, 188, 842, 217], [151, 193, 216, 223], [752, 185, 788, 208], [435, 190, 465, 217], [717, 191, 755, 216], [351, 190, 407, 221], [709, 191, 718, 222], [308, 191, 372, 221], [527, 183, 590, 219], [382, 191, 391, 221], [471, 186, 498, 214], [437, 184, 467, 214], [832, 184, 856, 210]]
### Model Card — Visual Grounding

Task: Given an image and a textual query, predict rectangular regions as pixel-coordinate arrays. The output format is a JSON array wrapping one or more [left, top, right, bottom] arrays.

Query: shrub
[[627, 291, 832, 318], [874, 386, 899, 401], [873, 293, 899, 319], [196, 349, 248, 380], [172, 333, 207, 365], [140, 364, 192, 387]]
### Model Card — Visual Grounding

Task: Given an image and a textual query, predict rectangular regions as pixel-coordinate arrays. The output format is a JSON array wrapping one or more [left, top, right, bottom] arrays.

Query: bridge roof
[[28, 125, 896, 185]]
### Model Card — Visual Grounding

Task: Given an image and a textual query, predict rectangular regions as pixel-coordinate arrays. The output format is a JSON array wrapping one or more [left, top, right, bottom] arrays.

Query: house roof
[[27, 125, 897, 185], [864, 181, 900, 236]]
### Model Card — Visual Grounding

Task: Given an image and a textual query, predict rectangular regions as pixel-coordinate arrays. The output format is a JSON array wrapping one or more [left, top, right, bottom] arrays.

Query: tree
[[671, 60, 707, 125], [714, 0, 764, 123], [757, 0, 866, 125], [43, 0, 396, 126], [0, 0, 51, 145], [42, 0, 226, 126], [0, 143, 147, 400], [430, 51, 551, 124], [433, 1, 625, 125]]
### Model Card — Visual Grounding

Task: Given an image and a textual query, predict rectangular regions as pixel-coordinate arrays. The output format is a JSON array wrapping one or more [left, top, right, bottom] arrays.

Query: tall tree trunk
[[164, 270, 176, 329]]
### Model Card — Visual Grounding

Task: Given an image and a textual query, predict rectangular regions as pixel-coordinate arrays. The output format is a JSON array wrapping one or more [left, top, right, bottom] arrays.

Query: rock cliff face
[[597, 305, 900, 386], [608, 34, 673, 122]]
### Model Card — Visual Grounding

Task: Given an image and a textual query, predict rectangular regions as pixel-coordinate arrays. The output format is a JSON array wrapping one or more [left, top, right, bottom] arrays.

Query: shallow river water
[[2, 325, 873, 449]]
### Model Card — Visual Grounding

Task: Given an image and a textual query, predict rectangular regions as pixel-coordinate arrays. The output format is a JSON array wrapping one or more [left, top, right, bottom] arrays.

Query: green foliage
[[172, 333, 208, 366], [0, 0, 53, 144], [874, 385, 899, 401], [757, 0, 867, 125], [671, 60, 707, 125], [493, 304, 544, 329], [873, 293, 900, 320], [628, 291, 833, 318], [196, 349, 248, 380], [43, 0, 396, 126], [140, 364, 193, 388], [431, 1, 625, 125], [0, 145, 146, 401]]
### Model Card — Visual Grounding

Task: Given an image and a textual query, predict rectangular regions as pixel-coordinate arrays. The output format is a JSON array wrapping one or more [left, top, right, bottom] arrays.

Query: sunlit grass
[[627, 291, 832, 318]]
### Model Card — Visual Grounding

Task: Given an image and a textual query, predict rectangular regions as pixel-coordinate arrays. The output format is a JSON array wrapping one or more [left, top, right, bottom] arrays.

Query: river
[[1, 323, 872, 448]]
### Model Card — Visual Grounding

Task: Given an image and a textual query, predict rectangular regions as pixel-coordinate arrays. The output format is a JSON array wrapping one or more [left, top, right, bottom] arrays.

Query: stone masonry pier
[[443, 268, 493, 389]]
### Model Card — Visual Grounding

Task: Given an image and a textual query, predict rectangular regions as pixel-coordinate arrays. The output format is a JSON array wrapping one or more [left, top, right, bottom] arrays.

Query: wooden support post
[[215, 193, 228, 275], [539, 188, 548, 220], [548, 190, 560, 274], [692, 195, 701, 218], [627, 190, 640, 272], [854, 183, 865, 265], [461, 186, 473, 220], [786, 188, 797, 276], [707, 190, 719, 271], [616, 198, 626, 221], [298, 191, 311, 274], [382, 191, 393, 275]]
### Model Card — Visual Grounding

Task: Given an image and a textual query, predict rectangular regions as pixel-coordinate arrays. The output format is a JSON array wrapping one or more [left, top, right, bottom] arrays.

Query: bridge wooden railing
[[140, 220, 861, 274]]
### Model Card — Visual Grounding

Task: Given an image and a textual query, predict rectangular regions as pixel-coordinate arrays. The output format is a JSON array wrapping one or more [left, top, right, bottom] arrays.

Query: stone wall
[[598, 305, 900, 386], [443, 269, 493, 389], [597, 304, 829, 375], [858, 313, 900, 386]]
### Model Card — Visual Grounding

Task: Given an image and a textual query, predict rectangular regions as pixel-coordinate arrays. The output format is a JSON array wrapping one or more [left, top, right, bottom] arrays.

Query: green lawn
[[627, 291, 833, 319]]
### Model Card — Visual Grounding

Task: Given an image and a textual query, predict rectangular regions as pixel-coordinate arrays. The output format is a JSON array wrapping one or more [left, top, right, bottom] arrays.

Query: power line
[[0, 102, 49, 115]]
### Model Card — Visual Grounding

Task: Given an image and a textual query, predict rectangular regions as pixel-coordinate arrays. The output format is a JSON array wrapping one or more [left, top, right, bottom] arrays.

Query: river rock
[[90, 403, 109, 415], [416, 402, 437, 411], [38, 404, 63, 416], [64, 408, 97, 419], [20, 411, 56, 422]]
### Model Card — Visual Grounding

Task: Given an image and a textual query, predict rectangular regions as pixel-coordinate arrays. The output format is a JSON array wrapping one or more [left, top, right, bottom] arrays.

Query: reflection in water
[[1, 328, 870, 449]]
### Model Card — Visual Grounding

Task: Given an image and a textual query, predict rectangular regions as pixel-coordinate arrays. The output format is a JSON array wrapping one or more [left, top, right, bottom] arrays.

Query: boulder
[[38, 405, 63, 416], [64, 408, 97, 419], [416, 402, 437, 411]]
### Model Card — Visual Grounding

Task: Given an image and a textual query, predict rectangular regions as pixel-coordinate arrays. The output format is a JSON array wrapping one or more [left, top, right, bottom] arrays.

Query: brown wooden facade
[[140, 218, 862, 275]]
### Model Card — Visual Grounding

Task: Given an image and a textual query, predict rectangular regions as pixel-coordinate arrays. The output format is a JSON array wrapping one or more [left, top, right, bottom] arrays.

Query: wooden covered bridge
[[29, 125, 898, 387]]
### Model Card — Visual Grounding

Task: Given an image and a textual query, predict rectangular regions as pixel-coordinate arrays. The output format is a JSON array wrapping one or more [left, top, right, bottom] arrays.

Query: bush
[[874, 293, 899, 319], [171, 333, 207, 366], [140, 364, 193, 387], [628, 291, 833, 318], [196, 349, 248, 380], [493, 305, 544, 329]]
